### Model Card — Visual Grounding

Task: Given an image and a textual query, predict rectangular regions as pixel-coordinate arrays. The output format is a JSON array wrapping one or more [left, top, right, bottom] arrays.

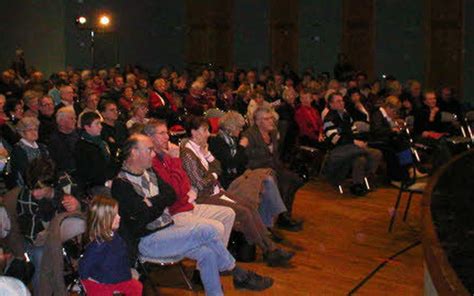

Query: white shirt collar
[[20, 138, 39, 149]]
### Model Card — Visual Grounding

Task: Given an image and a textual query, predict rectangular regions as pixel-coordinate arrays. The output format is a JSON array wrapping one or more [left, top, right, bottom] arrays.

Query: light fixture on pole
[[75, 14, 112, 68]]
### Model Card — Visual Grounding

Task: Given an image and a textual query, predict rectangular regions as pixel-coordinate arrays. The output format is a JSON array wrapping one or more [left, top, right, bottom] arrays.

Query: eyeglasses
[[33, 179, 54, 189]]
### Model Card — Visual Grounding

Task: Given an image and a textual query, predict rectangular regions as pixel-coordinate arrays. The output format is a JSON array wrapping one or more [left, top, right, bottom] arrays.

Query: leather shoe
[[234, 271, 274, 291]]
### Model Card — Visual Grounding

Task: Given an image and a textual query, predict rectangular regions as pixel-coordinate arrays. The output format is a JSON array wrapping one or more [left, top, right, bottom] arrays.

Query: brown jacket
[[227, 168, 273, 210]]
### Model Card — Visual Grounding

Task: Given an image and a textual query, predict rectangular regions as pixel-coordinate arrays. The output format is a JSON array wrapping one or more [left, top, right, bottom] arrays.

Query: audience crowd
[[0, 55, 471, 295]]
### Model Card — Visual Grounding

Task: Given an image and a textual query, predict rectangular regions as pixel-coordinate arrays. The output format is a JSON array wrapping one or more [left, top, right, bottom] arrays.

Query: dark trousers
[[276, 168, 304, 214]]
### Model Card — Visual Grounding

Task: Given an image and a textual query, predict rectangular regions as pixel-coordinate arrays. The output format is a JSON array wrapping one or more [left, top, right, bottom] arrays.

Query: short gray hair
[[16, 116, 40, 133], [219, 111, 245, 132], [143, 119, 167, 137]]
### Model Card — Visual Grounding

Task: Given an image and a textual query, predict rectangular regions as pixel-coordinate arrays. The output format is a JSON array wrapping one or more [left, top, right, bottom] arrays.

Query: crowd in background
[[0, 49, 471, 295]]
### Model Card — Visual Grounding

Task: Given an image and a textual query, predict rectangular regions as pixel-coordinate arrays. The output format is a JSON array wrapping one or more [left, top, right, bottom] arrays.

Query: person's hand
[[62, 195, 80, 212], [166, 142, 180, 158], [354, 139, 367, 149], [200, 143, 209, 155], [318, 133, 325, 142], [0, 147, 8, 158], [239, 137, 249, 147], [429, 107, 439, 121]]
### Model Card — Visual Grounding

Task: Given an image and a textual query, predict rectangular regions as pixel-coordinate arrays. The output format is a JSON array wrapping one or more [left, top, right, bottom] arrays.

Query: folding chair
[[388, 149, 428, 232], [137, 255, 194, 292]]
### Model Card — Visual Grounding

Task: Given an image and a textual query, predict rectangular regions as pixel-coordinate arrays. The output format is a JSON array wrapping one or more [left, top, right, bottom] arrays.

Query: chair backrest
[[405, 116, 415, 131], [352, 121, 370, 133], [465, 110, 474, 122], [440, 112, 457, 123]]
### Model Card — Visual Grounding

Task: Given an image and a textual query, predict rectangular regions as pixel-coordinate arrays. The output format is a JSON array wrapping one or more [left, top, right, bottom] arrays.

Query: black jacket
[[370, 109, 393, 142], [49, 129, 79, 174], [209, 133, 248, 189], [74, 136, 117, 189], [323, 110, 355, 147]]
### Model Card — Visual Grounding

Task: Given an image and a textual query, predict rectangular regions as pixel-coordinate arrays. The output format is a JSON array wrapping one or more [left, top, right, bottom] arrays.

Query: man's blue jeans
[[139, 223, 236, 296]]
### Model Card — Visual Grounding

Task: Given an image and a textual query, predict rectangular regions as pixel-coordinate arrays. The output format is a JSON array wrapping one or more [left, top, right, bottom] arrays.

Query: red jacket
[[295, 105, 323, 141], [152, 154, 194, 215], [149, 91, 177, 112]]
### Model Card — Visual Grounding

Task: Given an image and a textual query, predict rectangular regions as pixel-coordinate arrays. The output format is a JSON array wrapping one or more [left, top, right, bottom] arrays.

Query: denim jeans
[[172, 204, 235, 246], [259, 176, 287, 227], [25, 242, 43, 295], [139, 223, 236, 296]]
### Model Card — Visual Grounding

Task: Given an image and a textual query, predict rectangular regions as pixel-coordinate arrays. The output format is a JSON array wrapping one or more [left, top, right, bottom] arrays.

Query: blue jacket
[[79, 233, 131, 284]]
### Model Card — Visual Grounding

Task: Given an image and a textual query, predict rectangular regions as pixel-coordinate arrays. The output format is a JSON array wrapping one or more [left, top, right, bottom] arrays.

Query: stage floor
[[147, 179, 424, 295]]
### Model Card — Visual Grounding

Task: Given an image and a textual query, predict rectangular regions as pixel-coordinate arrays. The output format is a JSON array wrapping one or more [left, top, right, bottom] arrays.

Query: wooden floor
[[149, 179, 424, 296]]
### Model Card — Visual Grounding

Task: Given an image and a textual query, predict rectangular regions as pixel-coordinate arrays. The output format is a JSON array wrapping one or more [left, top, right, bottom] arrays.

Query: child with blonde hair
[[79, 196, 142, 296]]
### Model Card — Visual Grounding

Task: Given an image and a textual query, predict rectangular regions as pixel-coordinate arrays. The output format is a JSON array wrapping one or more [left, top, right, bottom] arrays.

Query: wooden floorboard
[[150, 179, 424, 296]]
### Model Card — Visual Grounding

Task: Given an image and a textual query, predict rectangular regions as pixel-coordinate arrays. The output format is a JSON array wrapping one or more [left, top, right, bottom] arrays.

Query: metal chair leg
[[178, 262, 194, 291], [338, 185, 344, 194], [138, 261, 160, 295], [319, 153, 329, 178], [403, 192, 414, 222], [388, 189, 404, 232], [364, 177, 371, 191]]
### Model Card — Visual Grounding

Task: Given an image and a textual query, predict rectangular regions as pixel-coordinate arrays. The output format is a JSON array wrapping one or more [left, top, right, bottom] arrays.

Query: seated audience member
[[75, 112, 117, 192], [10, 117, 49, 186], [242, 107, 304, 230], [209, 112, 287, 233], [413, 90, 453, 169], [118, 86, 135, 116], [143, 119, 235, 246], [18, 158, 82, 294], [246, 90, 278, 126], [438, 86, 462, 117], [99, 100, 129, 161], [78, 92, 102, 128], [56, 85, 81, 115], [90, 75, 107, 97], [180, 117, 294, 266], [345, 88, 370, 122], [149, 78, 177, 114], [126, 99, 149, 129], [79, 196, 142, 296], [134, 78, 149, 99], [2, 99, 23, 145], [185, 80, 208, 116], [276, 87, 298, 161], [149, 78, 179, 123], [22, 90, 41, 118], [233, 83, 252, 115], [216, 82, 235, 111], [104, 75, 125, 102], [370, 96, 414, 181], [323, 93, 382, 196], [400, 80, 423, 111], [112, 134, 273, 295], [295, 88, 325, 147], [37, 96, 56, 144], [413, 90, 449, 139], [48, 106, 79, 175]]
